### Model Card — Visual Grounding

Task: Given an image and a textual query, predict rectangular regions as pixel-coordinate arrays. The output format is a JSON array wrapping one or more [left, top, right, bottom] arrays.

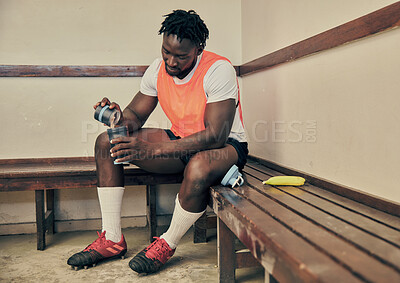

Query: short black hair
[[159, 10, 209, 48]]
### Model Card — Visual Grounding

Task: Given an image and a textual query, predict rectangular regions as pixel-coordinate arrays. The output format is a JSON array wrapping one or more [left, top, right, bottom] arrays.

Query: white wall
[[241, 0, 400, 203], [0, 0, 242, 234]]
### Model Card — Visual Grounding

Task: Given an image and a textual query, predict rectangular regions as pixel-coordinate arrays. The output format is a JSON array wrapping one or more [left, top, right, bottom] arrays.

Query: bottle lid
[[94, 105, 121, 127]]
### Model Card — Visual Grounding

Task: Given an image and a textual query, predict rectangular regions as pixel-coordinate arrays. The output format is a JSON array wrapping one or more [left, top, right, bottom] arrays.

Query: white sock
[[160, 194, 205, 249], [97, 187, 124, 242]]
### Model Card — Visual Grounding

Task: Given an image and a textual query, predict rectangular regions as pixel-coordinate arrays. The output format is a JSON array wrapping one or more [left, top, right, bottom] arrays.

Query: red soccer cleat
[[67, 231, 127, 270], [129, 237, 175, 274]]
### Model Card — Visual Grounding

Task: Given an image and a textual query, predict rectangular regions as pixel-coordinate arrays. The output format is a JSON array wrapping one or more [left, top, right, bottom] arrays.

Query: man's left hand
[[110, 136, 159, 162]]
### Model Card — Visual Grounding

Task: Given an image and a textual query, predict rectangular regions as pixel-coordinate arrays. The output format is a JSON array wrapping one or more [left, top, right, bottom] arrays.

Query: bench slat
[[243, 169, 400, 273], [0, 159, 147, 178], [0, 158, 96, 178], [0, 175, 97, 191], [245, 162, 400, 232], [244, 166, 400, 247], [239, 174, 400, 282], [211, 186, 364, 283], [0, 173, 183, 191], [0, 158, 182, 191], [299, 184, 400, 231], [247, 157, 400, 217]]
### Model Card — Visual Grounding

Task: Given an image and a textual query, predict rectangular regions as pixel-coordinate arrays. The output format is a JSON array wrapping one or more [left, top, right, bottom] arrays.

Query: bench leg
[[147, 185, 157, 242], [35, 190, 45, 251], [46, 189, 55, 234], [266, 272, 279, 283], [194, 211, 207, 243], [218, 217, 236, 283]]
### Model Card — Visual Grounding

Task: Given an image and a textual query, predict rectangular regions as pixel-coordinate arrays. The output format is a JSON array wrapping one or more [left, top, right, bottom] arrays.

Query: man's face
[[161, 33, 202, 79]]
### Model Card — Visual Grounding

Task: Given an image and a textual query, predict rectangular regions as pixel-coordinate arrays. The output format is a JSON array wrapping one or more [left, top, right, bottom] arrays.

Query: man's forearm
[[154, 127, 228, 158], [121, 107, 145, 132]]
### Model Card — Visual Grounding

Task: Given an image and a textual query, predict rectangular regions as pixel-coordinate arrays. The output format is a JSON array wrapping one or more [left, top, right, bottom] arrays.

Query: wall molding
[[0, 65, 148, 77], [0, 64, 240, 77]]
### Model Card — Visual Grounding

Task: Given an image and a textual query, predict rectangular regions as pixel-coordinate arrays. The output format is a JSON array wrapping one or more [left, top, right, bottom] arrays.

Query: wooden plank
[[302, 184, 400, 231], [0, 158, 146, 178], [240, 2, 400, 76], [0, 65, 240, 77], [236, 175, 400, 281], [0, 157, 183, 191], [0, 165, 97, 178], [0, 156, 94, 165], [0, 158, 96, 178], [235, 250, 261, 269], [243, 172, 400, 273], [247, 156, 400, 217], [0, 175, 97, 191], [0, 65, 148, 77], [244, 166, 400, 247], [218, 218, 236, 283], [212, 186, 363, 283], [245, 159, 400, 229], [0, 172, 182, 191]]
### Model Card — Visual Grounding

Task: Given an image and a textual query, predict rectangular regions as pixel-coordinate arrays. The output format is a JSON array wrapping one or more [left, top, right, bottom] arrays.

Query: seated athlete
[[67, 9, 248, 274]]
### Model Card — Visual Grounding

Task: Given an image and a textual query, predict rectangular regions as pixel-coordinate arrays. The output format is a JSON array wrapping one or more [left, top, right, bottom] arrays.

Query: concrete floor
[[0, 227, 264, 283]]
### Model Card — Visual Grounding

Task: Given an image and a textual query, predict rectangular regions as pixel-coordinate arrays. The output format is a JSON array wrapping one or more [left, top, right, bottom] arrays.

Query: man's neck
[[173, 53, 203, 83]]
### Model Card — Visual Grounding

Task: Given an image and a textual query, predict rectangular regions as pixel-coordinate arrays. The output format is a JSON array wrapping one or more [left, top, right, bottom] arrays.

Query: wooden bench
[[211, 156, 400, 282], [3, 156, 400, 282], [0, 157, 186, 250]]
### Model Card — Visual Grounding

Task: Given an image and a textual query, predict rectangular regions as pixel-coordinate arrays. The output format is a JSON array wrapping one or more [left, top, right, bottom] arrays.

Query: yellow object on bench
[[263, 176, 305, 186]]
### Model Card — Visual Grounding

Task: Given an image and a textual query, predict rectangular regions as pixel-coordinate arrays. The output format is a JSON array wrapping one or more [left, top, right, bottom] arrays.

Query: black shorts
[[164, 129, 249, 170]]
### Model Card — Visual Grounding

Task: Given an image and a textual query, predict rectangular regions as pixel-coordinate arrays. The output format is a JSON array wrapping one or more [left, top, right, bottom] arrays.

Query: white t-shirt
[[140, 53, 247, 142]]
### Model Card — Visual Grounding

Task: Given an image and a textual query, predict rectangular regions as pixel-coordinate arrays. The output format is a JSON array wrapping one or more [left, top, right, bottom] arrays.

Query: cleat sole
[[68, 250, 126, 271], [67, 232, 127, 270]]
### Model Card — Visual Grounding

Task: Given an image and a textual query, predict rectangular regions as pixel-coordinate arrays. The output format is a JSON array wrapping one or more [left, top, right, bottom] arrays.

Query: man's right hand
[[94, 97, 124, 126], [93, 97, 122, 113], [95, 92, 158, 132]]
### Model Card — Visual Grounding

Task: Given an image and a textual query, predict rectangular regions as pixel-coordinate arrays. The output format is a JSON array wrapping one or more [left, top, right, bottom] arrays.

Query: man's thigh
[[128, 128, 185, 174]]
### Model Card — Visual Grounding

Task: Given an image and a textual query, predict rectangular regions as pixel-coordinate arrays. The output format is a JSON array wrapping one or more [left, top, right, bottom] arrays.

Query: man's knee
[[183, 154, 214, 190], [95, 132, 111, 158]]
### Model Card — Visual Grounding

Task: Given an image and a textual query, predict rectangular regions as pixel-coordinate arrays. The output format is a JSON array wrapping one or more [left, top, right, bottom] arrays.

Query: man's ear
[[197, 46, 204, 56]]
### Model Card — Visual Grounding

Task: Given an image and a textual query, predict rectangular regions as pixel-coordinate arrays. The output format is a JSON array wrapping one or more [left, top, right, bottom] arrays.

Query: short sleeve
[[140, 58, 163, 96], [204, 60, 238, 104]]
